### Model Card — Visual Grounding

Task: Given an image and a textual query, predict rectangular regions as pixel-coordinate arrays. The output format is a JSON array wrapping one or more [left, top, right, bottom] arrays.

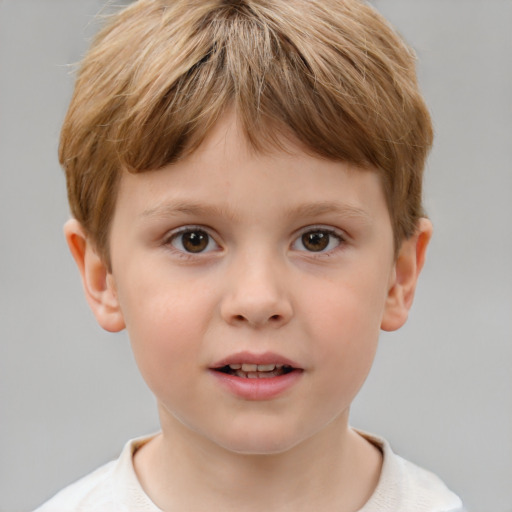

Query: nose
[[220, 253, 293, 329]]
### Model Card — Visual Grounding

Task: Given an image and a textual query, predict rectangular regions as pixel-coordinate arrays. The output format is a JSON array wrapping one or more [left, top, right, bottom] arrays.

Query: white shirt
[[35, 432, 464, 512]]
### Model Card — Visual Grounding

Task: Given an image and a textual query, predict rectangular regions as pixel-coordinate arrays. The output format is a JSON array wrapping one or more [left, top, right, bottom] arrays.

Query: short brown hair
[[60, 0, 433, 265]]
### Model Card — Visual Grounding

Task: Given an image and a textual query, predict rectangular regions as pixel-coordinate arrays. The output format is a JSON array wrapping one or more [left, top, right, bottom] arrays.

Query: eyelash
[[292, 227, 345, 255], [164, 226, 346, 257], [165, 226, 220, 257]]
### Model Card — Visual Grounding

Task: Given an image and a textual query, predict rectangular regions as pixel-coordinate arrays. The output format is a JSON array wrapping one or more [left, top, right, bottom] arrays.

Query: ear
[[64, 219, 125, 332], [381, 218, 433, 332]]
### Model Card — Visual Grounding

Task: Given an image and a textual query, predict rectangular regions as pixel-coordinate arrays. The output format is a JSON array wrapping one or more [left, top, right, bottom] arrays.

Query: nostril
[[232, 313, 282, 324]]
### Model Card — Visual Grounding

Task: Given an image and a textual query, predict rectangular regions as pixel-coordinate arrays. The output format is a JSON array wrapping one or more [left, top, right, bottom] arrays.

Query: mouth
[[214, 363, 296, 379], [210, 352, 303, 399]]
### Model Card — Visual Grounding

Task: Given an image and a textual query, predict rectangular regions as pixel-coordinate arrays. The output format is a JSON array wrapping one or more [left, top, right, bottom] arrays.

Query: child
[[36, 0, 465, 510]]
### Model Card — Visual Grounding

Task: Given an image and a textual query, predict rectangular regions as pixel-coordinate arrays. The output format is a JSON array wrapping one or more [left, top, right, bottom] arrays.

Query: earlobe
[[64, 219, 125, 332], [381, 218, 433, 332]]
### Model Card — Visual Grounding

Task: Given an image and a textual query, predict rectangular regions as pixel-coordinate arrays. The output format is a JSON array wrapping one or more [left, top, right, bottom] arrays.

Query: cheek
[[312, 310, 379, 414], [117, 276, 215, 393], [301, 274, 387, 388], [304, 271, 388, 344]]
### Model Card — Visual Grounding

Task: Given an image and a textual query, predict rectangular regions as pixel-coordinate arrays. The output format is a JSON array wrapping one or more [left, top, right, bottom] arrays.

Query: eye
[[168, 228, 218, 254], [292, 228, 343, 253]]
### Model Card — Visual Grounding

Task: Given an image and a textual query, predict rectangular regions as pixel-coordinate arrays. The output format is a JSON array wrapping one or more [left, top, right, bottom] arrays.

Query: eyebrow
[[139, 200, 372, 224], [285, 201, 372, 223], [140, 201, 241, 221]]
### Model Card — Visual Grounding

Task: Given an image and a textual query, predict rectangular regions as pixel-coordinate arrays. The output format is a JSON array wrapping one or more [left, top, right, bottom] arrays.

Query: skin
[[66, 113, 432, 511]]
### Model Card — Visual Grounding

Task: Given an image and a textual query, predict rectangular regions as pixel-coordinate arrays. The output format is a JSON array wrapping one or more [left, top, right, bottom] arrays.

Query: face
[[105, 114, 399, 455]]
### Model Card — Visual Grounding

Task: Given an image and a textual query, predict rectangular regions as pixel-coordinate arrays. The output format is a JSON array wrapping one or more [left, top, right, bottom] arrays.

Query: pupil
[[302, 232, 329, 251], [183, 231, 208, 252]]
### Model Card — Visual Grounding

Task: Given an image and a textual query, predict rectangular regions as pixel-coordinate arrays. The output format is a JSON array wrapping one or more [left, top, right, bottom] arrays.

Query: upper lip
[[211, 351, 302, 369]]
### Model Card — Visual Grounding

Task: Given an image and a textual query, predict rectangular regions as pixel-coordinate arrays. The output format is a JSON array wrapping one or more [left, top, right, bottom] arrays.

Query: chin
[[211, 425, 308, 456]]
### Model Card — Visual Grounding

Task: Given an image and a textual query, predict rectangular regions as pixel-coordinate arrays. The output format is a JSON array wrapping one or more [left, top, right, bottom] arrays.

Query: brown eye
[[171, 229, 216, 253], [182, 231, 208, 252], [301, 232, 330, 252], [293, 229, 343, 253]]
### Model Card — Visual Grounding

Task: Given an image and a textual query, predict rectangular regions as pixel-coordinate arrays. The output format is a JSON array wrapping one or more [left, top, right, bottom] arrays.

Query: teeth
[[227, 363, 292, 377], [257, 364, 276, 371], [235, 363, 278, 372], [235, 370, 281, 379]]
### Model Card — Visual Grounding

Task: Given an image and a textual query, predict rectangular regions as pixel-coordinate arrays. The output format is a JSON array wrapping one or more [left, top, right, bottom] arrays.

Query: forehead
[[113, 112, 391, 231]]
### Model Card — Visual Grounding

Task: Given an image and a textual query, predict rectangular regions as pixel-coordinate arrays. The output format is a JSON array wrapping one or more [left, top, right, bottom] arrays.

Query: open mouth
[[215, 363, 296, 379]]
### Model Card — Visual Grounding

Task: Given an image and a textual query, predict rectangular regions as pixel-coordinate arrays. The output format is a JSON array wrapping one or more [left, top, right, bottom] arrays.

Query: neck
[[134, 411, 382, 512]]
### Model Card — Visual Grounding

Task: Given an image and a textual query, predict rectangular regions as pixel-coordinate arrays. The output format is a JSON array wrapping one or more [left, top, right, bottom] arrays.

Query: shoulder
[[357, 431, 465, 512], [34, 435, 160, 512], [34, 460, 118, 512], [389, 455, 464, 511]]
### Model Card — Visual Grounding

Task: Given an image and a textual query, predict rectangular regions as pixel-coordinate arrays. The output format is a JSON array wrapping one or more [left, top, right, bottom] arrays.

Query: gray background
[[1, 1, 511, 511]]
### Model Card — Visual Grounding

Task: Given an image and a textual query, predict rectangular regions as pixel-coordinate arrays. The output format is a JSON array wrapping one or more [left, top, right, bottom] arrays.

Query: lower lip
[[209, 369, 303, 400]]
